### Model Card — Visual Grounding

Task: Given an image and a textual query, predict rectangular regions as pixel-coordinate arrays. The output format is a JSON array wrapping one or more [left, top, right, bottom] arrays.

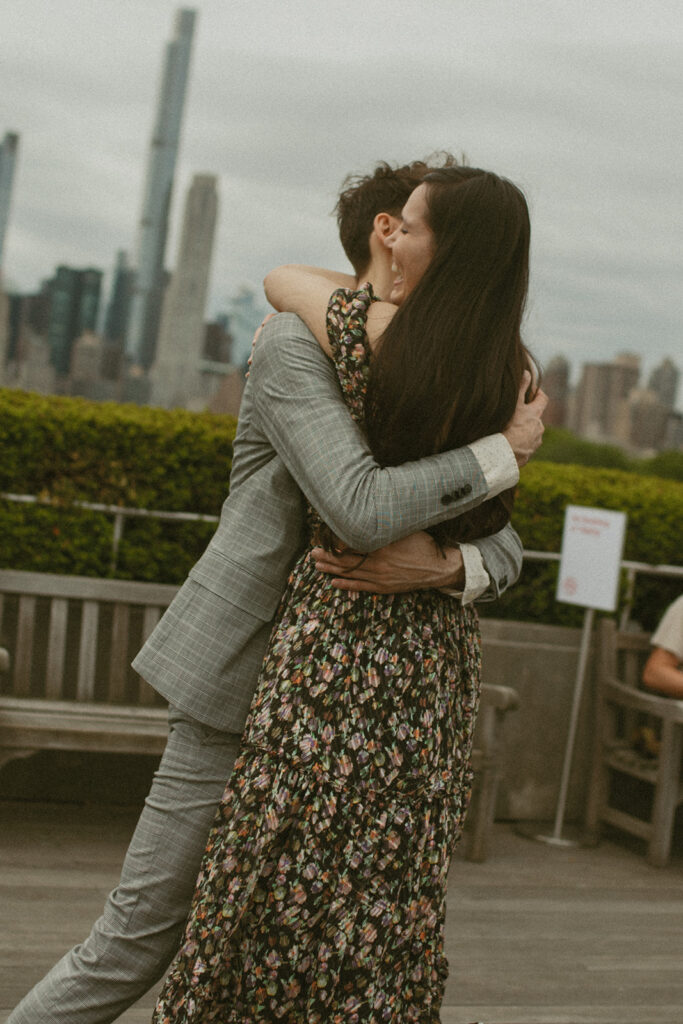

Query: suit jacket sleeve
[[249, 314, 518, 576], [470, 523, 523, 601]]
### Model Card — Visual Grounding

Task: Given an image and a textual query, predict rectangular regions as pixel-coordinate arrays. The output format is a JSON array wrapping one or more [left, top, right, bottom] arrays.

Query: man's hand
[[503, 370, 548, 468], [312, 531, 464, 594]]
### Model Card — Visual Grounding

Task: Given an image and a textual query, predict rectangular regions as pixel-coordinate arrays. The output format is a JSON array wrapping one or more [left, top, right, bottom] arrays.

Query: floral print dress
[[153, 285, 482, 1024]]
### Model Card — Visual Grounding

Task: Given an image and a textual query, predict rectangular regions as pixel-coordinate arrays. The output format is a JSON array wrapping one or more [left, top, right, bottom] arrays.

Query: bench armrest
[[604, 678, 683, 723]]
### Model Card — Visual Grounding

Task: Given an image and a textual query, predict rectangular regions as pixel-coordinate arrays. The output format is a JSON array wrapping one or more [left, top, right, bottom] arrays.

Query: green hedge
[[488, 461, 683, 629], [1, 389, 681, 625], [0, 389, 235, 583]]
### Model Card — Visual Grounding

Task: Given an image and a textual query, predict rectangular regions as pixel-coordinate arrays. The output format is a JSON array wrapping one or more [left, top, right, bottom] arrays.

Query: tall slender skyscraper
[[0, 131, 19, 271], [125, 9, 196, 370], [151, 173, 218, 408]]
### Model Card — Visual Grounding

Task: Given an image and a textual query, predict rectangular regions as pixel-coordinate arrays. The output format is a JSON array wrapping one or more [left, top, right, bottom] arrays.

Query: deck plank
[[1, 802, 682, 1023]]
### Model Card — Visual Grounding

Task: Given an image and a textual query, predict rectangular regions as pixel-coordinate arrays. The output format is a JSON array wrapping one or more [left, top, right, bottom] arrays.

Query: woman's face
[[387, 183, 436, 304]]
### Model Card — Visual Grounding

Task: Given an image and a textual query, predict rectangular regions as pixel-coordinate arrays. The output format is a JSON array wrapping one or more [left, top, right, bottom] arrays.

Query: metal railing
[[522, 549, 683, 628], [2, 492, 682, 622], [1, 492, 220, 574]]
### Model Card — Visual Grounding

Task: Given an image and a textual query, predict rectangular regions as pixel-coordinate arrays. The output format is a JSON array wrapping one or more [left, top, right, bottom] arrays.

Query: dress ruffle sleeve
[[325, 282, 377, 425]]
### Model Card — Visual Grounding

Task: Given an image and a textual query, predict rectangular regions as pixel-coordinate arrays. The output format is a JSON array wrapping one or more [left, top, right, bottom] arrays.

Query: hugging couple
[[10, 153, 546, 1024]]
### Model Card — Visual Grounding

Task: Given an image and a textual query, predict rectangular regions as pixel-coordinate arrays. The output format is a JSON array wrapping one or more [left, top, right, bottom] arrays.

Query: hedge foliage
[[0, 389, 235, 583], [1, 389, 681, 626], [489, 461, 683, 629]]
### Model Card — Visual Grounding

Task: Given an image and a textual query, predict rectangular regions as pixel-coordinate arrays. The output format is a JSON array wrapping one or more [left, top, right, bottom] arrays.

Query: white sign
[[556, 505, 627, 612]]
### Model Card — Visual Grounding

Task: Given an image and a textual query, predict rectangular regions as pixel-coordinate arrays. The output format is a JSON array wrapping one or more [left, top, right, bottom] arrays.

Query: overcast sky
[[2, 0, 681, 390]]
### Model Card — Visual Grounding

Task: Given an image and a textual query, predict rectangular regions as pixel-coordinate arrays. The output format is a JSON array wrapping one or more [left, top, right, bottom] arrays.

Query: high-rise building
[[102, 250, 135, 380], [46, 266, 103, 377], [151, 173, 218, 408], [570, 353, 640, 441], [542, 355, 570, 428], [0, 285, 9, 384], [125, 8, 196, 370], [648, 357, 679, 411], [0, 131, 19, 270]]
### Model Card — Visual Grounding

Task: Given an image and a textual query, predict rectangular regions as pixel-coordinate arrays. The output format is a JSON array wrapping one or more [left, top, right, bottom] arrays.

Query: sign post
[[535, 505, 627, 846]]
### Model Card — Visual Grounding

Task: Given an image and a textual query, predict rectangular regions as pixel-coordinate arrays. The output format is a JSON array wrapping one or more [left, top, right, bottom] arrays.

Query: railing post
[[110, 512, 125, 576], [619, 567, 637, 630]]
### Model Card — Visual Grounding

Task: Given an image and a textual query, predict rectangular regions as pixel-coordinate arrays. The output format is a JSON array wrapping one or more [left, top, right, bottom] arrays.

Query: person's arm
[[264, 266, 354, 355], [248, 314, 543, 553], [264, 265, 394, 357], [312, 522, 522, 603], [643, 648, 683, 699]]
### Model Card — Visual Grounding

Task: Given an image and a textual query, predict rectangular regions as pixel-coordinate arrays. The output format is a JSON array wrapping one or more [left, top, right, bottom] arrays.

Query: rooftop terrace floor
[[1, 801, 682, 1024]]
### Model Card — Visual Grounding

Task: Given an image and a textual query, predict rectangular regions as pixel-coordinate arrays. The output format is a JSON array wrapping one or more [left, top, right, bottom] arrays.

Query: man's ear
[[373, 212, 400, 245]]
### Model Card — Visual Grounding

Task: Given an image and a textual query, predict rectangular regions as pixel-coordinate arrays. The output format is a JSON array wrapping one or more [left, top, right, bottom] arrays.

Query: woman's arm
[[264, 265, 395, 356], [264, 265, 355, 355]]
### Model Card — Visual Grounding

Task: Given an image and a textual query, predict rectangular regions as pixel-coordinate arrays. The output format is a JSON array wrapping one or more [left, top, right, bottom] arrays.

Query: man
[[9, 158, 545, 1023]]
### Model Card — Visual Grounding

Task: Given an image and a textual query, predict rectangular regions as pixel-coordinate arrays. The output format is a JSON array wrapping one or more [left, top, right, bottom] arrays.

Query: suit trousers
[[7, 707, 241, 1024]]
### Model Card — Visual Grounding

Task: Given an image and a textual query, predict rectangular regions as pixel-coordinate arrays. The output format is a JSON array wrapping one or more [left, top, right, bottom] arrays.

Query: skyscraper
[[648, 357, 679, 411], [151, 173, 218, 408], [0, 131, 19, 270], [46, 266, 103, 378], [125, 8, 196, 370], [102, 250, 135, 380], [542, 355, 570, 428], [570, 354, 640, 440]]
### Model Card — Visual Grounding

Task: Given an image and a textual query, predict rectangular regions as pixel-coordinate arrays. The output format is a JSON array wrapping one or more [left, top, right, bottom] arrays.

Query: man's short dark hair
[[335, 152, 460, 276]]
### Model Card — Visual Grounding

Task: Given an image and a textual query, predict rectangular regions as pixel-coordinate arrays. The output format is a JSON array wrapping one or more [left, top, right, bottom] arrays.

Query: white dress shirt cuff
[[468, 434, 519, 497], [439, 543, 491, 606]]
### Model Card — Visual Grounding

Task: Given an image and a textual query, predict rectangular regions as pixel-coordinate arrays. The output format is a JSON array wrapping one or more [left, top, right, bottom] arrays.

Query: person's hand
[[312, 532, 464, 593], [502, 370, 548, 467]]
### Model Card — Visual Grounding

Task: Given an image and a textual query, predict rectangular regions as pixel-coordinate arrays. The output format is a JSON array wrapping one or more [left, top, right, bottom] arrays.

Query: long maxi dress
[[152, 284, 482, 1024]]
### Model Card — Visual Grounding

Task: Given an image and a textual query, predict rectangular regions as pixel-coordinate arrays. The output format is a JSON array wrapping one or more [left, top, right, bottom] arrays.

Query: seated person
[[642, 594, 683, 699]]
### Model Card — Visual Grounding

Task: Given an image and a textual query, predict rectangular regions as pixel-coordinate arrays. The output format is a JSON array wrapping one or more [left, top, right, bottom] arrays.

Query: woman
[[153, 167, 534, 1023]]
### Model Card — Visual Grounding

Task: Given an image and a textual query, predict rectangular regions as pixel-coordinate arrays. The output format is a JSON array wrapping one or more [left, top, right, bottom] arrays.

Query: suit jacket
[[133, 314, 522, 732]]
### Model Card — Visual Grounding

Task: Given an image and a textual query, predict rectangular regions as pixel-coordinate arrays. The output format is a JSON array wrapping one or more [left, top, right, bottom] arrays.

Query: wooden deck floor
[[1, 800, 682, 1024]]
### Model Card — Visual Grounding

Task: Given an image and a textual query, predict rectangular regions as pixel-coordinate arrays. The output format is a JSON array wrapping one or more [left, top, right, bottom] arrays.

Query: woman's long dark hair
[[364, 166, 534, 545]]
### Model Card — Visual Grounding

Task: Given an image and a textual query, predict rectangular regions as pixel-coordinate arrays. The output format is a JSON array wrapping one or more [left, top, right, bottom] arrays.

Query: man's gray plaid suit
[[8, 314, 522, 1024]]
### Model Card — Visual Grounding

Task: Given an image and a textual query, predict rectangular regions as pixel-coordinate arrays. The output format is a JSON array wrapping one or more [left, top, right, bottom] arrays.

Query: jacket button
[[441, 494, 454, 505], [463, 483, 472, 495]]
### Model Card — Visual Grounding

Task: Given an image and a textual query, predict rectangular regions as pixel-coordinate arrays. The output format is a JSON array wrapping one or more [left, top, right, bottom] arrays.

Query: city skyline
[[1, 0, 681, 377]]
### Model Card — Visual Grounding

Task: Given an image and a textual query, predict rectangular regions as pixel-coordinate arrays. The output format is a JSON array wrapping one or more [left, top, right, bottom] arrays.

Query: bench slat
[[45, 598, 68, 700], [76, 601, 99, 701], [14, 596, 37, 697], [138, 606, 162, 705], [0, 569, 178, 605], [108, 603, 130, 703]]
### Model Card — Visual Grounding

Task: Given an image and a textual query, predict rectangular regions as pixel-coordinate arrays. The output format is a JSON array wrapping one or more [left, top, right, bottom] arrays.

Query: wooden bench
[[0, 568, 518, 861], [0, 569, 174, 769], [585, 619, 683, 867]]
